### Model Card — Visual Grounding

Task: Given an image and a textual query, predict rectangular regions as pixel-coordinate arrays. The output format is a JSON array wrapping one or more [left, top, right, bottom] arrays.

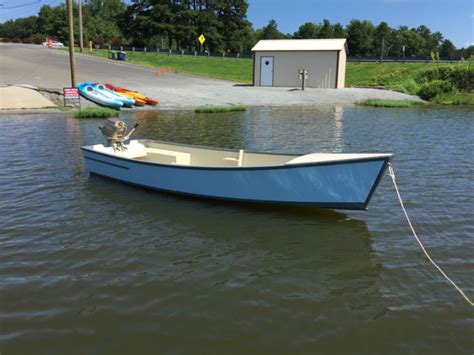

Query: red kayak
[[105, 83, 158, 106]]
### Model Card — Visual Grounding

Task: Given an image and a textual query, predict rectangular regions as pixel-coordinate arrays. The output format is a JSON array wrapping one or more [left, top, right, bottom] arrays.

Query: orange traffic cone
[[167, 66, 171, 73], [161, 67, 165, 74]]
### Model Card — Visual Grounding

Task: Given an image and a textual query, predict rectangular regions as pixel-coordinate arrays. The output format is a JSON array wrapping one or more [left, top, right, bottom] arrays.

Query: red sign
[[63, 87, 80, 107], [63, 87, 79, 98]]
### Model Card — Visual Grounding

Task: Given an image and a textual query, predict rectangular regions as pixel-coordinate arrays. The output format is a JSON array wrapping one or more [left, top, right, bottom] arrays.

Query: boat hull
[[82, 148, 390, 210]]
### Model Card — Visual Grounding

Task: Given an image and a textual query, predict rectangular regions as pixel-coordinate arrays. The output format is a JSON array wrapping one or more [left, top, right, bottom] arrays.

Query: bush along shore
[[195, 105, 247, 113], [348, 61, 474, 106], [356, 99, 425, 108], [74, 107, 120, 118]]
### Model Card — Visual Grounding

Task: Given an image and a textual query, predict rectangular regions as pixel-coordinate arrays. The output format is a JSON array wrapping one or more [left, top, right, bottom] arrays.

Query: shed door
[[260, 56, 274, 86]]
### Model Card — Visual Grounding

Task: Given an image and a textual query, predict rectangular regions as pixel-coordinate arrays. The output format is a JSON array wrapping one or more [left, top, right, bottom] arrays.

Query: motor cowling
[[99, 118, 138, 151], [100, 118, 128, 143]]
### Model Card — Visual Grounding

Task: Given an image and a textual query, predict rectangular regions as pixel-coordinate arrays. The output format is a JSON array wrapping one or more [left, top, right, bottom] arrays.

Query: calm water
[[1, 107, 473, 354]]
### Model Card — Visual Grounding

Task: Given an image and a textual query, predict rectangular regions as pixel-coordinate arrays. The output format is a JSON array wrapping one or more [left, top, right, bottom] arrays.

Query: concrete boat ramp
[[0, 85, 56, 110]]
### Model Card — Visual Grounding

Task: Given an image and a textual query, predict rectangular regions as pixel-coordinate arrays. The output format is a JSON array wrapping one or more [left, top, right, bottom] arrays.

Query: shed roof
[[252, 39, 347, 52]]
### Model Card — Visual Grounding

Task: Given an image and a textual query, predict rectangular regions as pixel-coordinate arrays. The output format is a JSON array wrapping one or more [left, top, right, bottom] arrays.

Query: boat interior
[[87, 140, 392, 168]]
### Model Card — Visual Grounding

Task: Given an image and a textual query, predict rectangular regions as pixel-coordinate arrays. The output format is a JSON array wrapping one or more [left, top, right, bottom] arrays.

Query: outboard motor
[[99, 118, 138, 151]]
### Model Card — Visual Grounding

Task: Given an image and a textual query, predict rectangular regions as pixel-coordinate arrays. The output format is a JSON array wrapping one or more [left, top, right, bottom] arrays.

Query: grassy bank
[[74, 48, 473, 106], [74, 107, 119, 118], [356, 99, 424, 108], [195, 104, 246, 113]]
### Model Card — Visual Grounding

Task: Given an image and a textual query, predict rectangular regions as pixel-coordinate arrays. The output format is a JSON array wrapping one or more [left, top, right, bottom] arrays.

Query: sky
[[0, 0, 472, 48]]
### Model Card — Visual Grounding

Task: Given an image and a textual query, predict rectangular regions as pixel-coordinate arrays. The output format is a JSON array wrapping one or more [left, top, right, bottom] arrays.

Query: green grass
[[74, 107, 120, 118], [195, 104, 247, 113], [431, 92, 474, 106], [356, 99, 425, 108], [79, 48, 253, 83]]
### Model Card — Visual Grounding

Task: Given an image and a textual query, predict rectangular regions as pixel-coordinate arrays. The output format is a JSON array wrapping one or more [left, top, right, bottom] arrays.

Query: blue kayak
[[94, 83, 135, 107], [77, 82, 123, 110]]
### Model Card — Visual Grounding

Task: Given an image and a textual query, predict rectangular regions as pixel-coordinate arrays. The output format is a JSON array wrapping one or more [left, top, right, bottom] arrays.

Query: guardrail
[[99, 45, 463, 63], [347, 56, 463, 63]]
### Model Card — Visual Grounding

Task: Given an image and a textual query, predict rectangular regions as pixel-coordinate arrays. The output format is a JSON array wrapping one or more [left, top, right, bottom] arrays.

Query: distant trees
[[0, 1, 470, 59], [119, 0, 252, 53]]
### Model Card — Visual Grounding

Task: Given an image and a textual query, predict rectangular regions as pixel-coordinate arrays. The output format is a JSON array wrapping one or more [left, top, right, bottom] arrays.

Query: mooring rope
[[387, 163, 473, 306]]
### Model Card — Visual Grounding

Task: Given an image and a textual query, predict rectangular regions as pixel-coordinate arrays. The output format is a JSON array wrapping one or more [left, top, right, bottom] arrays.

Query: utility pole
[[78, 0, 84, 52], [66, 0, 77, 87], [380, 38, 384, 63]]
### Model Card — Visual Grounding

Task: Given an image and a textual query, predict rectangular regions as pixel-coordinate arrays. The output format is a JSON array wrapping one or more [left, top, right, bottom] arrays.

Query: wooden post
[[78, 0, 83, 52], [66, 0, 76, 87]]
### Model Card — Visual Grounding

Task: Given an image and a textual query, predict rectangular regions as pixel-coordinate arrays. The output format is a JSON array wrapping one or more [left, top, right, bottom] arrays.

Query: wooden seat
[[146, 148, 191, 165], [223, 149, 244, 166]]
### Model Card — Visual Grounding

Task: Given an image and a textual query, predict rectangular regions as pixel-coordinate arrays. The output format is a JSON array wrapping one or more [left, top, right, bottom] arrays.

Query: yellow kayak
[[116, 91, 146, 106]]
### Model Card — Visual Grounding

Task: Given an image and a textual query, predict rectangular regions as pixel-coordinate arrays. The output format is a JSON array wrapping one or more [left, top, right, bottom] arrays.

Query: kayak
[[94, 83, 135, 107], [77, 82, 123, 110], [105, 83, 158, 105], [116, 91, 146, 106]]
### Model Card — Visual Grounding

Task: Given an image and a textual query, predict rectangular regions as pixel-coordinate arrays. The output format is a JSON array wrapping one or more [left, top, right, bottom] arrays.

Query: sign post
[[298, 69, 309, 91], [63, 87, 81, 108], [198, 34, 206, 52]]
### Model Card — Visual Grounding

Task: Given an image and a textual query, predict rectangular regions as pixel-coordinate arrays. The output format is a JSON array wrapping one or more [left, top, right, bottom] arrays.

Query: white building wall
[[254, 51, 340, 88]]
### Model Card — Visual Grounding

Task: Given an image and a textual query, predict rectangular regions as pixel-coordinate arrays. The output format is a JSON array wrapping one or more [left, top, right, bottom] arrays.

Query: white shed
[[251, 39, 348, 88]]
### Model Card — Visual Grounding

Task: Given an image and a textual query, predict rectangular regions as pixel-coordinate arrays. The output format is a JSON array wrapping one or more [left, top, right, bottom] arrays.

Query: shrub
[[400, 79, 420, 95], [417, 80, 457, 100], [448, 66, 474, 92], [386, 84, 408, 94], [32, 34, 45, 44], [74, 108, 120, 118], [417, 65, 474, 92], [110, 37, 123, 46], [417, 66, 454, 83], [195, 105, 247, 113], [357, 99, 423, 108]]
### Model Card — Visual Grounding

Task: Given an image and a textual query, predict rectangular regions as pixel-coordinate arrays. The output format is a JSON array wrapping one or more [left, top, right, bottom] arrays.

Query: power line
[[0, 0, 42, 10]]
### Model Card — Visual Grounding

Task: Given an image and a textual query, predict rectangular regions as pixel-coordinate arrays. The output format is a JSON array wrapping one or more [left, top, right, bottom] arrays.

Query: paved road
[[1, 43, 421, 109], [0, 43, 229, 88]]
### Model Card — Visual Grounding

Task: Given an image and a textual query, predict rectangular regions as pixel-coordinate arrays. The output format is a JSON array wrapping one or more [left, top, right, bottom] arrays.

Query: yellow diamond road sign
[[198, 34, 206, 45]]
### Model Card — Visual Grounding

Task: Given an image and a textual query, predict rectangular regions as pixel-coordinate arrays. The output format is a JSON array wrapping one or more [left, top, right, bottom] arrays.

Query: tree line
[[0, 0, 472, 59]]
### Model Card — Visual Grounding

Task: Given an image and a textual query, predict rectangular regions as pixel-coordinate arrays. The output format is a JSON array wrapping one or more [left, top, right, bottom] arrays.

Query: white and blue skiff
[[82, 138, 392, 210]]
